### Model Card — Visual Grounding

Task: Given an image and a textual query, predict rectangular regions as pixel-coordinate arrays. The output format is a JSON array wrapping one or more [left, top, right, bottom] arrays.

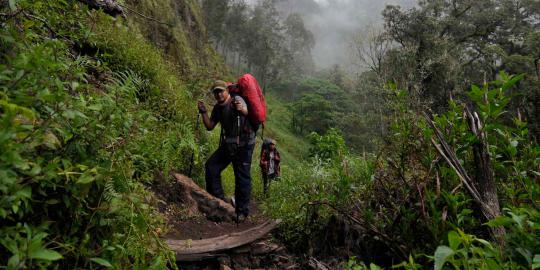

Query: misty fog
[[247, 0, 417, 70]]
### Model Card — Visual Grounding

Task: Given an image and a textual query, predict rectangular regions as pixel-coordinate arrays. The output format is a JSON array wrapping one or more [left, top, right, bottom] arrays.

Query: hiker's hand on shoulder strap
[[233, 99, 248, 115], [197, 100, 207, 114]]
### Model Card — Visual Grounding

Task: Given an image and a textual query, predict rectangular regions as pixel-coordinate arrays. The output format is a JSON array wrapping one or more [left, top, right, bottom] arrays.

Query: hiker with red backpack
[[260, 138, 280, 195], [197, 75, 266, 222]]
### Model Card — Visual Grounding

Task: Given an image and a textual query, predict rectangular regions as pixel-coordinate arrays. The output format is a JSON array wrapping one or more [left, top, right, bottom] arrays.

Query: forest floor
[[165, 201, 267, 240], [151, 173, 294, 270]]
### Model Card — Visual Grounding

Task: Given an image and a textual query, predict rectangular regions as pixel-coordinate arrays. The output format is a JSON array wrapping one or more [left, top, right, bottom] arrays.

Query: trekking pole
[[236, 111, 240, 226], [188, 113, 200, 177], [237, 115, 240, 145]]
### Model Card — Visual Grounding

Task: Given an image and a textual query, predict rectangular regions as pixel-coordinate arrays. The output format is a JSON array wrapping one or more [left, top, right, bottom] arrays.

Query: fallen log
[[172, 173, 236, 222], [167, 219, 282, 261]]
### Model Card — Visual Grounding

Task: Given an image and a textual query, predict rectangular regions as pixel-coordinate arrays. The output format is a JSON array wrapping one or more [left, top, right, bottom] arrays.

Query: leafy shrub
[[0, 0, 218, 268], [308, 128, 347, 161], [263, 129, 375, 251]]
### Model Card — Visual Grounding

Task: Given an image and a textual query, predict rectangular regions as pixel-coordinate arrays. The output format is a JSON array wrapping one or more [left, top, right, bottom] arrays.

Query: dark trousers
[[205, 143, 255, 216], [262, 173, 276, 194]]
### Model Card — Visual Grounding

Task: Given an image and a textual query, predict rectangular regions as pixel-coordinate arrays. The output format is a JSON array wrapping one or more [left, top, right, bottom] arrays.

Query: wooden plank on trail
[[166, 219, 281, 261]]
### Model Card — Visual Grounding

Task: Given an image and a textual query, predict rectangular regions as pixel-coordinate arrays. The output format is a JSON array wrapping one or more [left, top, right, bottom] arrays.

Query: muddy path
[[151, 173, 296, 269]]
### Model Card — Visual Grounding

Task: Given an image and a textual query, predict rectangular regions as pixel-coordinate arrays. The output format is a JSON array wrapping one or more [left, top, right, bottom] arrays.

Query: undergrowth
[[0, 0, 222, 268], [264, 73, 540, 269]]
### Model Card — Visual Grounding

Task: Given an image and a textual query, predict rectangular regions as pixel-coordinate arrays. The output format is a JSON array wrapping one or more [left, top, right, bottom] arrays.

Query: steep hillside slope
[[0, 0, 227, 268]]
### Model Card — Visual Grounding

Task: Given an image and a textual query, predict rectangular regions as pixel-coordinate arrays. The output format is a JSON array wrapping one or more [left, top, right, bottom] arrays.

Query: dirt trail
[[166, 201, 268, 240], [152, 173, 295, 269]]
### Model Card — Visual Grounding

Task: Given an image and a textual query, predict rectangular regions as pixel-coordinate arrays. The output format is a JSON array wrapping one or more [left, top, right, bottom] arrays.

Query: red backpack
[[228, 74, 266, 126]]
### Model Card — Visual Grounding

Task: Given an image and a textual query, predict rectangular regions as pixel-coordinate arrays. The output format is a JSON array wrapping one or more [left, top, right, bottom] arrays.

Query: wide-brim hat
[[209, 80, 228, 93]]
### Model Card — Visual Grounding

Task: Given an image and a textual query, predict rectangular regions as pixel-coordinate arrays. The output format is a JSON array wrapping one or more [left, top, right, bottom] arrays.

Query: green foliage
[[485, 208, 540, 268], [0, 0, 221, 268], [308, 128, 347, 161], [263, 140, 375, 250], [274, 77, 377, 152], [292, 93, 334, 134], [380, 0, 540, 136], [433, 229, 505, 270], [345, 257, 383, 270], [431, 206, 540, 270], [307, 72, 540, 268], [201, 0, 315, 84]]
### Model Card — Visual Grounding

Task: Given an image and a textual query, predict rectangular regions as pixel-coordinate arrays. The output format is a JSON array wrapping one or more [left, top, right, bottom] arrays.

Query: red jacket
[[260, 148, 280, 176]]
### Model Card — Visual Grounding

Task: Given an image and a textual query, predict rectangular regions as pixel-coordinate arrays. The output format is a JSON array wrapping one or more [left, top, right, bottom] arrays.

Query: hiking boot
[[235, 213, 248, 224]]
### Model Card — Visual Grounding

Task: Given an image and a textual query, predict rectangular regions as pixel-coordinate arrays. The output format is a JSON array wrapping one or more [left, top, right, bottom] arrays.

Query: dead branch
[[424, 111, 505, 243], [463, 107, 505, 243], [308, 257, 330, 270]]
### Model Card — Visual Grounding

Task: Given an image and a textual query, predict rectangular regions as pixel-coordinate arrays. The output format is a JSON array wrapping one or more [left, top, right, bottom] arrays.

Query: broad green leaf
[[29, 163, 41, 176], [532, 254, 540, 270], [76, 173, 95, 184], [447, 231, 460, 250], [149, 256, 163, 270], [8, 0, 17, 11], [14, 70, 24, 80], [90, 257, 113, 267], [369, 263, 382, 270], [485, 216, 513, 227], [516, 248, 532, 265], [29, 248, 62, 261], [7, 253, 20, 269], [87, 104, 102, 111], [0, 237, 18, 253], [71, 81, 79, 91], [486, 258, 502, 270], [43, 132, 61, 150], [509, 212, 526, 229], [434, 245, 454, 270], [46, 199, 59, 204], [475, 238, 494, 250], [15, 186, 31, 199]]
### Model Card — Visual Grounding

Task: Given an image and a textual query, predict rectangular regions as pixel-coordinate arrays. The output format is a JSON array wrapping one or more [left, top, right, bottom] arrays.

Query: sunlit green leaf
[[8, 0, 17, 11], [532, 254, 540, 270], [434, 246, 454, 270], [7, 254, 20, 269], [517, 248, 532, 265], [15, 186, 31, 199], [29, 248, 63, 261], [448, 231, 460, 250], [43, 132, 61, 150], [76, 173, 95, 184], [486, 216, 513, 227], [90, 257, 113, 267], [486, 258, 502, 270], [88, 104, 102, 111]]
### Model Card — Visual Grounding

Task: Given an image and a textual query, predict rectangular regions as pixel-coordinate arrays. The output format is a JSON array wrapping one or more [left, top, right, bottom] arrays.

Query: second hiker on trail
[[260, 138, 280, 195], [197, 80, 256, 222]]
